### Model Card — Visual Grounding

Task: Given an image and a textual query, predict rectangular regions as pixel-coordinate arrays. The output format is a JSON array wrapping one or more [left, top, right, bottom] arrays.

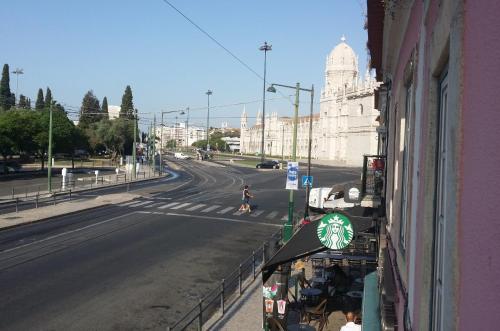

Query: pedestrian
[[238, 185, 253, 213], [340, 312, 361, 331]]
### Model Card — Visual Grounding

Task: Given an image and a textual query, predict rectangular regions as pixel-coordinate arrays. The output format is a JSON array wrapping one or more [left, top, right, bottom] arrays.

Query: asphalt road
[[0, 159, 358, 330]]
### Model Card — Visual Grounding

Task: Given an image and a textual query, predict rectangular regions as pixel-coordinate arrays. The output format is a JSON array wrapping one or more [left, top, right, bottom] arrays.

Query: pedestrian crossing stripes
[[119, 199, 287, 221], [128, 201, 154, 207], [171, 202, 191, 210], [201, 205, 220, 213], [158, 202, 180, 209], [250, 210, 265, 217], [217, 207, 234, 214], [266, 211, 279, 219], [186, 204, 206, 211]]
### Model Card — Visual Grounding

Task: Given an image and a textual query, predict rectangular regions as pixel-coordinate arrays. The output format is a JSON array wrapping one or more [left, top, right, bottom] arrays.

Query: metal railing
[[167, 230, 282, 331], [0, 168, 164, 212]]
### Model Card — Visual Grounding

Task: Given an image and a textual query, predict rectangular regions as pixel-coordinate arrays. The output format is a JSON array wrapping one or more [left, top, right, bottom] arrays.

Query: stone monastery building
[[240, 37, 380, 166]]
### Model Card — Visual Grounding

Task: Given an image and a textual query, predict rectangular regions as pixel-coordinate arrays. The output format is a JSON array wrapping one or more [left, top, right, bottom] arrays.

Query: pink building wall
[[459, 1, 500, 328]]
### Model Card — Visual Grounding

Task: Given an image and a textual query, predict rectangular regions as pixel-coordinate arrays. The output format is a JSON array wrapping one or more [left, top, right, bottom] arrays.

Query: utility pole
[[259, 42, 272, 163], [206, 90, 212, 152], [160, 112, 164, 174], [11, 68, 24, 103], [304, 85, 315, 219], [47, 103, 53, 192], [132, 108, 137, 179], [281, 124, 285, 161], [153, 114, 156, 175]]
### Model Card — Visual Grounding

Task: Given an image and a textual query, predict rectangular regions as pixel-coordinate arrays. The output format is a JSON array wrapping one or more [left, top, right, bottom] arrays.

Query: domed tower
[[324, 36, 359, 94]]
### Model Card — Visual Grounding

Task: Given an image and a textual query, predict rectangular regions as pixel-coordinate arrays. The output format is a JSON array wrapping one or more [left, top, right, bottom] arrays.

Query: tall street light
[[47, 103, 53, 192], [259, 42, 272, 163], [180, 107, 190, 150], [11, 68, 24, 102], [267, 82, 314, 241], [132, 108, 138, 179], [206, 90, 213, 152]]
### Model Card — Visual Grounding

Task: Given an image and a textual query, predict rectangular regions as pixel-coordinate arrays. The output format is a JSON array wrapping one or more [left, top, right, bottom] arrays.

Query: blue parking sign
[[302, 175, 313, 188]]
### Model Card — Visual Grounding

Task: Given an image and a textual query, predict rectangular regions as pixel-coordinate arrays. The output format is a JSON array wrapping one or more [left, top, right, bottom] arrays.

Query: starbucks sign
[[317, 212, 354, 249]]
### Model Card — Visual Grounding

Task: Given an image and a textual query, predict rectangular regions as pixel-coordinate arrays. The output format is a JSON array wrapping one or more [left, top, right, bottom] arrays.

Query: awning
[[262, 207, 378, 282]]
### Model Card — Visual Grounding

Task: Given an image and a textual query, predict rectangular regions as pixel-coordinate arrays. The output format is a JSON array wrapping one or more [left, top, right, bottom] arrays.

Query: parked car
[[308, 185, 355, 213], [256, 160, 280, 169], [174, 152, 191, 160]]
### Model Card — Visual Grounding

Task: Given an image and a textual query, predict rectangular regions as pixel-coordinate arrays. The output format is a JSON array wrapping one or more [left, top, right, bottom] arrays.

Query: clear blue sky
[[0, 0, 368, 129]]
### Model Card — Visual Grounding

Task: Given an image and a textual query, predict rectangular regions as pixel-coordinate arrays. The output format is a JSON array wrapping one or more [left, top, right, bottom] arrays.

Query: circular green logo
[[317, 212, 354, 249]]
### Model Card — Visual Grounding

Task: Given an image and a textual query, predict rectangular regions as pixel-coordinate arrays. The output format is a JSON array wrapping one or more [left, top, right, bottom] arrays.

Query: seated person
[[340, 312, 361, 331]]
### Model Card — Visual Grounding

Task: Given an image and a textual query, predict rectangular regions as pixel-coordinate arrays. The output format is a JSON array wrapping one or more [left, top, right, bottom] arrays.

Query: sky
[[0, 0, 369, 130]]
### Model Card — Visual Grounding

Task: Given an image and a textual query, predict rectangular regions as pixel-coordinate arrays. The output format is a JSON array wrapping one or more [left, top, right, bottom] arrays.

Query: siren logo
[[317, 212, 353, 249]]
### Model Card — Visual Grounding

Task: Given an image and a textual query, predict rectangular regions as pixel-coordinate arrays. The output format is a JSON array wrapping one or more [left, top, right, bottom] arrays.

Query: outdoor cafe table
[[300, 288, 322, 306]]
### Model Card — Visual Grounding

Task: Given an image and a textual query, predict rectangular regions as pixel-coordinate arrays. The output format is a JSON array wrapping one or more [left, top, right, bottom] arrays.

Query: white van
[[308, 187, 355, 212], [174, 152, 190, 160]]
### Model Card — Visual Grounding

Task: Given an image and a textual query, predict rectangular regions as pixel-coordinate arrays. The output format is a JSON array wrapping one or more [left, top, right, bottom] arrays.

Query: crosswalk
[[116, 199, 287, 221]]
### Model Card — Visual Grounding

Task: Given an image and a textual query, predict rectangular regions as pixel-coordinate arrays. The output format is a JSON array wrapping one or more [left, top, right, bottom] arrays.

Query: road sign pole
[[304, 85, 314, 219]]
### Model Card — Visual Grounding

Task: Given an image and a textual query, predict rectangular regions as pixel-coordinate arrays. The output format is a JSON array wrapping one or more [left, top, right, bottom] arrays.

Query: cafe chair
[[303, 298, 328, 328], [266, 316, 286, 331]]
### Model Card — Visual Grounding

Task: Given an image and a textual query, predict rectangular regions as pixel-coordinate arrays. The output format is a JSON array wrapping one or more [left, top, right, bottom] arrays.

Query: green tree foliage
[[44, 87, 53, 108], [0, 64, 15, 111], [119, 85, 134, 118], [78, 90, 101, 128], [96, 118, 136, 158], [101, 96, 109, 119], [18, 94, 30, 109], [35, 88, 45, 110]]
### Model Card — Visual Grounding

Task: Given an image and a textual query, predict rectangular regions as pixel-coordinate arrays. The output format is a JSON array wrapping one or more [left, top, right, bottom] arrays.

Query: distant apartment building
[[155, 122, 206, 151]]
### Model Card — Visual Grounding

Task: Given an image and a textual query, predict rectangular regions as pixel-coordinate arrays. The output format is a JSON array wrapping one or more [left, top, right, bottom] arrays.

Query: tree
[[0, 64, 14, 111], [45, 87, 53, 108], [78, 90, 101, 128], [96, 118, 135, 159], [101, 96, 109, 120], [35, 88, 45, 110], [119, 85, 134, 118], [18, 94, 28, 108]]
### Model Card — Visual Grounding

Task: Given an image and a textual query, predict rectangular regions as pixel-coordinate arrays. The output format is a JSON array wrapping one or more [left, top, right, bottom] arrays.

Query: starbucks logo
[[317, 213, 354, 249]]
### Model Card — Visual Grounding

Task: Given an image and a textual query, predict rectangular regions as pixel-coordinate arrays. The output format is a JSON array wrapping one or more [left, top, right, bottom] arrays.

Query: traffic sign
[[302, 175, 313, 188]]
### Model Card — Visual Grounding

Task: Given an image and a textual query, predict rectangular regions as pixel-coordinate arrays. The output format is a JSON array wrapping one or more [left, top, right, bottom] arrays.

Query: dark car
[[256, 160, 280, 169]]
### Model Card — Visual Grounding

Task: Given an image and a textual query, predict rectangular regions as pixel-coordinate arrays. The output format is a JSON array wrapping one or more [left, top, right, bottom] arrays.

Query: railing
[[168, 230, 283, 331], [361, 155, 386, 197], [0, 168, 164, 212]]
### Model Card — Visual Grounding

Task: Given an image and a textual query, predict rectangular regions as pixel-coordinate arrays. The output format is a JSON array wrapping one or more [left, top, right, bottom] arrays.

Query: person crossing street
[[238, 185, 254, 213]]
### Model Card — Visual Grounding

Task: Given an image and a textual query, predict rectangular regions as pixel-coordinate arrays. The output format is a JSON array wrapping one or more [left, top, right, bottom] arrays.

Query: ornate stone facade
[[240, 37, 380, 166]]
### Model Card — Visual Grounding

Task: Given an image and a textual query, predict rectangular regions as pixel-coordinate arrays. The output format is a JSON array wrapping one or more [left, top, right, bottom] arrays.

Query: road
[[0, 159, 358, 330]]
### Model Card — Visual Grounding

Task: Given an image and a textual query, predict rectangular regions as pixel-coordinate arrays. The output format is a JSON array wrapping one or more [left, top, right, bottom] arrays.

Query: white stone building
[[240, 37, 380, 166]]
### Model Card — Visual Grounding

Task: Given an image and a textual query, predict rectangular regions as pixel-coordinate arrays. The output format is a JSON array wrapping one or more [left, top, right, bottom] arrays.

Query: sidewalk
[[0, 192, 139, 230]]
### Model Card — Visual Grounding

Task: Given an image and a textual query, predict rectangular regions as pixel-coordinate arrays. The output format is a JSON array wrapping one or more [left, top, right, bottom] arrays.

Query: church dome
[[326, 36, 358, 73]]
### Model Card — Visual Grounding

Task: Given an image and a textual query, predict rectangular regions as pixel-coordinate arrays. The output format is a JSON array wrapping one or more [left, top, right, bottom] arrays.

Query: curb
[[0, 204, 111, 232]]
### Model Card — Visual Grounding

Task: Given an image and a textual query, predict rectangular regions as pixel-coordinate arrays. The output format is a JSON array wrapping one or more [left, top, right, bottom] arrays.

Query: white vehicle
[[308, 186, 355, 212], [174, 152, 190, 160]]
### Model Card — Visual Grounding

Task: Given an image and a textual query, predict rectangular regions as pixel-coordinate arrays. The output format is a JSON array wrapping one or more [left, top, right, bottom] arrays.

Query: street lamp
[[132, 108, 138, 179], [206, 90, 213, 152], [180, 107, 190, 150], [11, 68, 24, 103], [259, 42, 272, 163], [267, 82, 314, 242], [47, 103, 53, 191]]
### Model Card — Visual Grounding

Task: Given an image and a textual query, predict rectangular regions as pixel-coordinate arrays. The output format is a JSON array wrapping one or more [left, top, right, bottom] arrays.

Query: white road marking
[[217, 207, 234, 214], [281, 214, 288, 221], [117, 201, 138, 207], [250, 210, 265, 217], [158, 202, 180, 209], [201, 205, 220, 213], [170, 202, 191, 210], [145, 202, 163, 209], [128, 200, 154, 207], [266, 211, 279, 219], [233, 210, 245, 216], [186, 204, 206, 211]]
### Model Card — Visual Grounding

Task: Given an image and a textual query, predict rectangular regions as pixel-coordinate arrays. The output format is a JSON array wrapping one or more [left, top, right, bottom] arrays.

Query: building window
[[432, 69, 448, 331], [399, 83, 413, 251]]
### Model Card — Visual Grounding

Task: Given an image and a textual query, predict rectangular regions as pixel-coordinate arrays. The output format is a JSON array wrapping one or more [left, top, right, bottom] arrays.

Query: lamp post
[[259, 42, 272, 163], [47, 103, 53, 192], [11, 68, 24, 103], [180, 107, 190, 150], [206, 90, 212, 152], [132, 108, 137, 179], [267, 82, 314, 241]]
